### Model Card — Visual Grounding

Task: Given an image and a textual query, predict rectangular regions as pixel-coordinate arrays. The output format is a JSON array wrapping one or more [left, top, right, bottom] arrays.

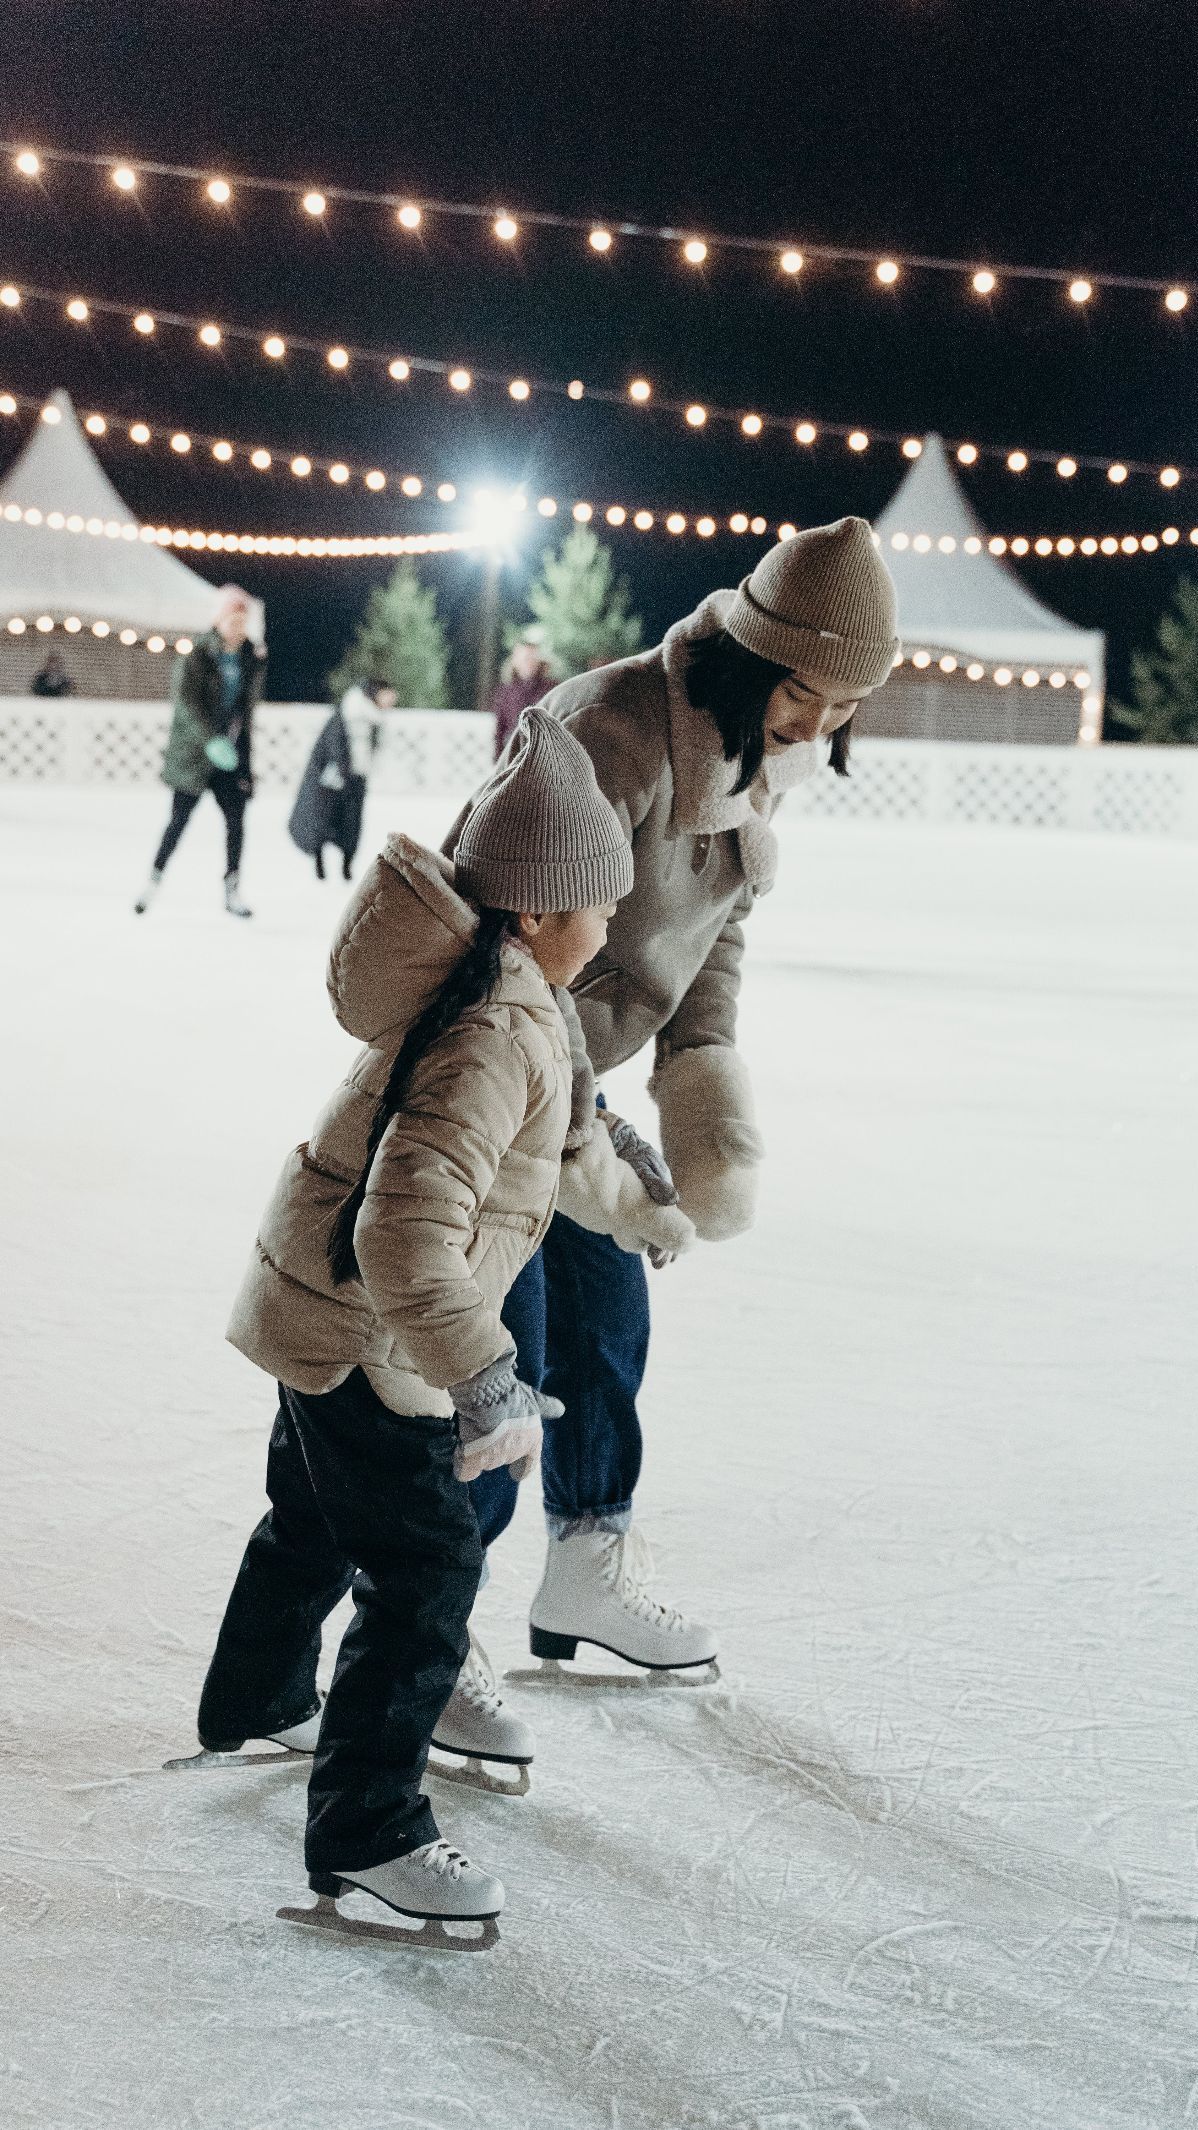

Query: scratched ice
[[1, 784, 1195, 2129]]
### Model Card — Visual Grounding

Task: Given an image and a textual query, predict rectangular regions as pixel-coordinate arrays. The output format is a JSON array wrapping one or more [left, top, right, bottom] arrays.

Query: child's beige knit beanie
[[726, 517, 899, 691], [455, 707, 633, 912]]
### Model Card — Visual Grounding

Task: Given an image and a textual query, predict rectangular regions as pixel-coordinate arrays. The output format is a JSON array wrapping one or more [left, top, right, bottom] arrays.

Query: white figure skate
[[224, 870, 252, 918], [529, 1529, 720, 1681], [163, 1701, 323, 1771], [283, 1841, 503, 1952], [429, 1630, 534, 1796]]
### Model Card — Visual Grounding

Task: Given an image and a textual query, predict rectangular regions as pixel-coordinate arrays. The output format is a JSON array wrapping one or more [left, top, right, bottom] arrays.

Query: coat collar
[[659, 591, 821, 895]]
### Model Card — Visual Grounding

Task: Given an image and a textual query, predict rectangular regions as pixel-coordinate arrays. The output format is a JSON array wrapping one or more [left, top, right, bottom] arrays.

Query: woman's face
[[763, 669, 861, 753], [518, 903, 617, 987]]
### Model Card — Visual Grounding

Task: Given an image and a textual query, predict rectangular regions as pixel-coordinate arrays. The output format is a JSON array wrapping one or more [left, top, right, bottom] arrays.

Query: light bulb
[[199, 323, 222, 347], [437, 482, 457, 502], [365, 471, 386, 491], [15, 151, 41, 177], [6, 617, 26, 634], [967, 662, 985, 680], [750, 516, 768, 534], [994, 667, 1013, 686], [448, 368, 472, 392], [939, 655, 957, 673], [1022, 669, 1040, 686], [1068, 278, 1092, 304], [147, 636, 166, 653], [93, 621, 110, 636], [778, 522, 797, 540], [291, 456, 312, 477], [574, 502, 594, 522], [780, 250, 804, 275], [129, 423, 151, 444], [326, 346, 349, 370], [1034, 538, 1053, 555], [666, 513, 687, 533], [494, 214, 519, 242], [397, 203, 422, 230], [629, 379, 651, 402], [119, 627, 138, 646], [1007, 451, 1028, 472], [170, 432, 191, 453], [263, 335, 286, 359], [0, 394, 15, 414], [1057, 538, 1076, 555], [1157, 465, 1180, 487], [1049, 670, 1066, 687], [1057, 456, 1077, 478], [938, 536, 957, 553], [902, 438, 923, 459], [206, 178, 231, 205], [913, 534, 932, 553], [85, 414, 107, 436], [589, 227, 612, 251], [686, 404, 707, 427], [876, 259, 900, 285], [682, 240, 707, 265], [0, 286, 20, 308], [795, 422, 817, 446], [634, 510, 654, 531], [133, 312, 155, 335], [387, 358, 411, 382], [1162, 527, 1180, 543], [729, 514, 749, 533], [891, 533, 910, 550], [67, 299, 89, 323], [64, 617, 82, 633], [848, 431, 869, 452], [696, 517, 716, 538], [1011, 537, 1030, 555], [1165, 288, 1188, 312], [39, 403, 61, 425], [537, 497, 557, 516], [302, 190, 327, 217], [329, 463, 350, 484], [1107, 463, 1128, 483], [250, 449, 271, 470], [401, 476, 423, 497], [1080, 537, 1099, 553], [972, 270, 996, 295], [741, 414, 763, 437], [212, 440, 233, 461], [912, 650, 932, 669], [956, 443, 978, 465], [112, 165, 137, 192], [567, 379, 585, 400], [606, 506, 626, 526], [509, 378, 531, 401]]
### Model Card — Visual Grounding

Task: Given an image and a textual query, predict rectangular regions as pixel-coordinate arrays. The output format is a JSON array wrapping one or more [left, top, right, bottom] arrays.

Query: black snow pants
[[196, 1372, 482, 1873]]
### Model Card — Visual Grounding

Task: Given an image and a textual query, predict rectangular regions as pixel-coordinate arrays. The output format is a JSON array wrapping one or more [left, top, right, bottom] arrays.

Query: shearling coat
[[226, 836, 572, 1415]]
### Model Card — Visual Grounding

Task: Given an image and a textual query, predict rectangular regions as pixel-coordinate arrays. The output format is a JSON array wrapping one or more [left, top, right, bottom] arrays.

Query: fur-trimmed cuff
[[557, 1123, 696, 1258], [650, 1046, 764, 1241]]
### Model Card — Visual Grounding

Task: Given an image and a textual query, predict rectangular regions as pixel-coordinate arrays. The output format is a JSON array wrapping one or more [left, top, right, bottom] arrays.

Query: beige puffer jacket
[[226, 835, 572, 1416]]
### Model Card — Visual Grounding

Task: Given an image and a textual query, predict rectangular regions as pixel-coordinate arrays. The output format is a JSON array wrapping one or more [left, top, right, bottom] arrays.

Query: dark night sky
[[1, 0, 1195, 708]]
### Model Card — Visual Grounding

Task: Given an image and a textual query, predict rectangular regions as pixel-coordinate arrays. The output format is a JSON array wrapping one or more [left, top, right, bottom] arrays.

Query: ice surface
[[1, 784, 1196, 2130]]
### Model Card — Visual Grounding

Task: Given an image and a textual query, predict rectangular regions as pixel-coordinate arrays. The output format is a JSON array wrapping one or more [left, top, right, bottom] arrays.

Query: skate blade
[[427, 1749, 531, 1798], [508, 1657, 721, 1691], [162, 1746, 304, 1772], [277, 1894, 499, 1954]]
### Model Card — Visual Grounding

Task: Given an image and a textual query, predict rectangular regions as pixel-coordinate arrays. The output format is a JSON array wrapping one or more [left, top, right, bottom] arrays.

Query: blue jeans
[[470, 1213, 650, 1549]]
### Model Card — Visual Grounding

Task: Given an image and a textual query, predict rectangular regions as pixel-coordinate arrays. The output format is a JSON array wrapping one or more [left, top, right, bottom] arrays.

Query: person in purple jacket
[[487, 633, 557, 759]]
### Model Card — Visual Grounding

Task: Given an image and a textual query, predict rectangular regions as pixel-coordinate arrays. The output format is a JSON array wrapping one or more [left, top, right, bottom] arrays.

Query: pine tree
[[517, 526, 644, 677], [328, 560, 452, 707], [1114, 575, 1198, 745]]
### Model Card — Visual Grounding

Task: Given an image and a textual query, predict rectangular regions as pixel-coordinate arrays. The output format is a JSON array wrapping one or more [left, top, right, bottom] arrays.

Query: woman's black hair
[[685, 629, 854, 788], [327, 906, 515, 1284]]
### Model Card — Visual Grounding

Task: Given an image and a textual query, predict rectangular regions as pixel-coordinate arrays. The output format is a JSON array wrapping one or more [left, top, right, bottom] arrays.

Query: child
[[188, 710, 632, 1942], [288, 679, 397, 882]]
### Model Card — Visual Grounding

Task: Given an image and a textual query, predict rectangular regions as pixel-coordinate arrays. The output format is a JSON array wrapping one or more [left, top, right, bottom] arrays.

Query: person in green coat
[[134, 585, 267, 918]]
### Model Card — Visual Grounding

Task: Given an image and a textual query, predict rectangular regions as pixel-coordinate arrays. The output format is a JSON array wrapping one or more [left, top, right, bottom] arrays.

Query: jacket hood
[[326, 832, 551, 1045]]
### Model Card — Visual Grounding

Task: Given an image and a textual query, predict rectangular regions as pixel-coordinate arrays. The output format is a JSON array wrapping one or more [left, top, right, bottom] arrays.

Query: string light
[[111, 165, 137, 193], [132, 311, 155, 334], [567, 380, 585, 400], [848, 431, 869, 452], [212, 440, 232, 461], [957, 443, 978, 465], [1068, 279, 1092, 305], [682, 240, 707, 265], [250, 448, 271, 470], [169, 432, 190, 453], [629, 379, 651, 402], [509, 378, 530, 401], [263, 335, 286, 359], [876, 260, 900, 285], [0, 286, 20, 309], [448, 368, 472, 392], [198, 323, 222, 347], [795, 422, 817, 445], [972, 270, 996, 296], [1107, 463, 1128, 483], [493, 214, 519, 242], [1165, 288, 1188, 313], [129, 422, 150, 444], [15, 150, 41, 177], [301, 191, 326, 217], [85, 414, 106, 435], [388, 358, 411, 381], [1057, 457, 1077, 478], [780, 250, 804, 275], [40, 403, 61, 424], [326, 346, 349, 370], [902, 438, 923, 459], [741, 414, 763, 437], [206, 178, 232, 206], [290, 455, 311, 476], [1007, 451, 1028, 472], [397, 203, 422, 230], [686, 404, 707, 427], [67, 298, 89, 322], [589, 228, 612, 252]]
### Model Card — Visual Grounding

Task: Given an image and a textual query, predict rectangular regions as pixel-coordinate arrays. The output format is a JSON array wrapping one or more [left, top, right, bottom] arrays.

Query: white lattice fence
[[1, 700, 1196, 835]]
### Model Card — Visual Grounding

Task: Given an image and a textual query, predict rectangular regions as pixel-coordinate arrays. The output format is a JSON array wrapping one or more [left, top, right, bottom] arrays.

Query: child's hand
[[451, 1354, 564, 1483]]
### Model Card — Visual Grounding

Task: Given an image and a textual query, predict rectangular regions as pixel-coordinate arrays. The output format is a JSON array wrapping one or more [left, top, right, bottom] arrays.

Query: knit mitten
[[650, 1046, 764, 1241], [557, 1119, 695, 1260], [450, 1352, 564, 1483]]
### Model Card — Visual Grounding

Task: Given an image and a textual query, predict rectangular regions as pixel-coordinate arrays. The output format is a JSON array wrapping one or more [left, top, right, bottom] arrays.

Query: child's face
[[518, 903, 617, 987], [764, 670, 860, 752]]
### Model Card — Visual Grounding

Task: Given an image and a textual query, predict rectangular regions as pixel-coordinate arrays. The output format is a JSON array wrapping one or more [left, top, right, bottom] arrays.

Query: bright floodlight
[[470, 486, 529, 553]]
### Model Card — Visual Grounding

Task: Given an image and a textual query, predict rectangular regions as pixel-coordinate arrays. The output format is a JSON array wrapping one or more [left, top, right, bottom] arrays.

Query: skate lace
[[605, 1530, 689, 1633], [459, 1630, 505, 1716], [416, 1839, 471, 1882]]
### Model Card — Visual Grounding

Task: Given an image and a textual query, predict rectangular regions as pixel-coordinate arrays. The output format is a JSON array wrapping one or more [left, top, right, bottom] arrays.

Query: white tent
[[874, 433, 1105, 690], [0, 389, 263, 641]]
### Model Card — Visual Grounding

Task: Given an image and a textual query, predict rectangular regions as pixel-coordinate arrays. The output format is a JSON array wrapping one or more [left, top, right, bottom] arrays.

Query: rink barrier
[[1, 698, 1196, 837]]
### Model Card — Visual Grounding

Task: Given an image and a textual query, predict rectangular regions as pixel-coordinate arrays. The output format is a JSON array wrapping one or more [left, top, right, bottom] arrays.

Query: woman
[[439, 517, 899, 1769], [134, 585, 265, 918], [288, 679, 398, 881]]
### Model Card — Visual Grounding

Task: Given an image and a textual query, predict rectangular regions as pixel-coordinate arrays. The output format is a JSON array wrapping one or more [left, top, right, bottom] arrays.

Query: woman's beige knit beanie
[[455, 707, 633, 912], [725, 517, 899, 691]]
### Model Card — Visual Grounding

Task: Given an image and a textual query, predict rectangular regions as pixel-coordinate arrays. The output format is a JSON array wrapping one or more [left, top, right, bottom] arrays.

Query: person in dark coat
[[487, 634, 556, 759], [31, 652, 74, 698], [134, 585, 266, 918], [289, 681, 396, 880]]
